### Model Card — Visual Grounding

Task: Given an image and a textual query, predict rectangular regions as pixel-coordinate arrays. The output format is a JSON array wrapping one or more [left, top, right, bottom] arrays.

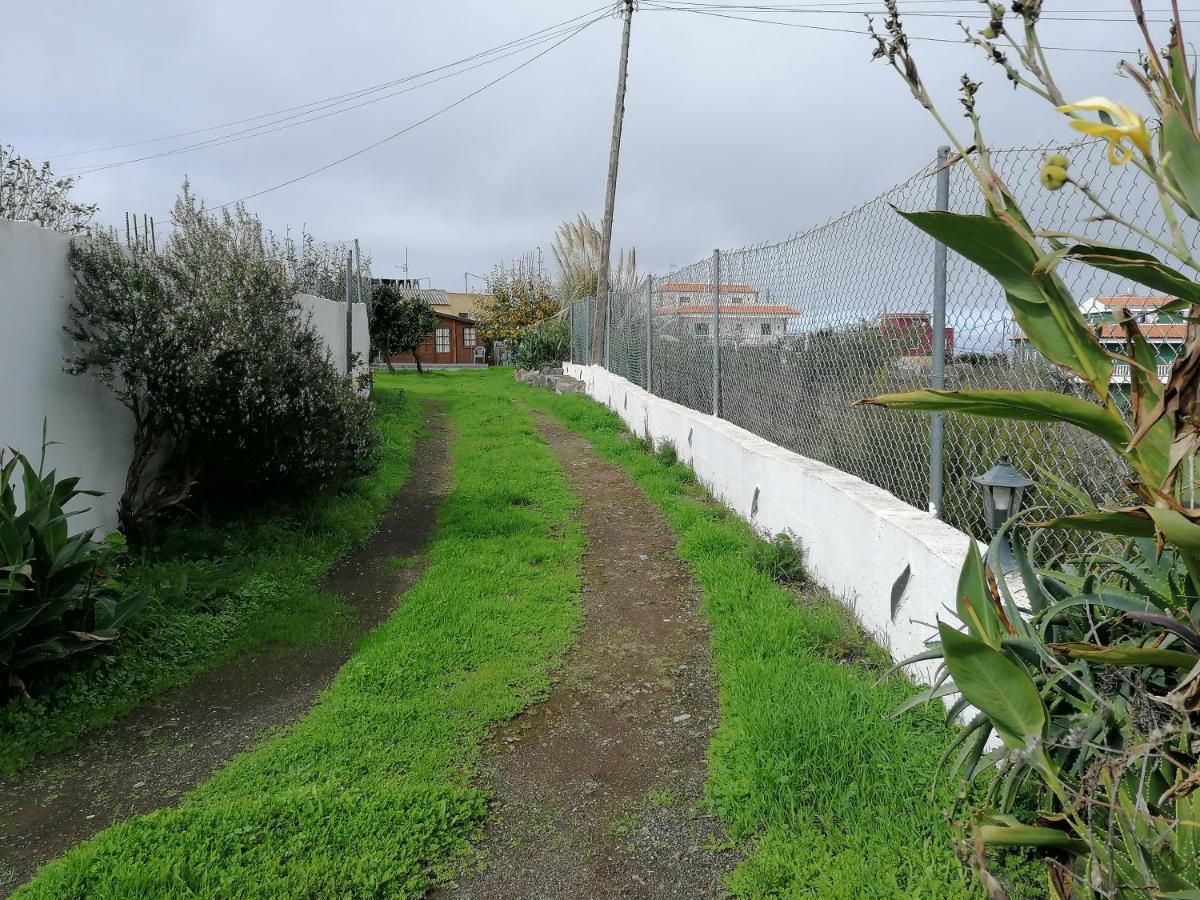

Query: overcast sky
[[2, 2, 1175, 289]]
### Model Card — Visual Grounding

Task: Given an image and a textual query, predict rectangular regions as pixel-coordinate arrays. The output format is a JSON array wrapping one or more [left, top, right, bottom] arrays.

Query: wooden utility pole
[[590, 0, 635, 365]]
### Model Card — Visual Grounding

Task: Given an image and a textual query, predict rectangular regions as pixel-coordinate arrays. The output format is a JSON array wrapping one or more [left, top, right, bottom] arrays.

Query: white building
[[655, 282, 799, 343]]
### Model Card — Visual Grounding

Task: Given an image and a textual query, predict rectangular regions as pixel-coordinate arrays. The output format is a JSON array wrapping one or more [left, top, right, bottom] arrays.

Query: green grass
[[16, 370, 584, 898], [517, 381, 999, 898], [0, 383, 425, 775]]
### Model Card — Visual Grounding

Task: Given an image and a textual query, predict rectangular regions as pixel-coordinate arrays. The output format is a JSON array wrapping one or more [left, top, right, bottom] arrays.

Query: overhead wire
[[641, 1, 1151, 53], [63, 14, 610, 177], [43, 3, 617, 162], [202, 10, 607, 213]]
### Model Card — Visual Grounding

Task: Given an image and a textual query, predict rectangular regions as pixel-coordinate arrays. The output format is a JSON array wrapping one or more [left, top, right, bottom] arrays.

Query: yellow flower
[[1057, 97, 1151, 165]]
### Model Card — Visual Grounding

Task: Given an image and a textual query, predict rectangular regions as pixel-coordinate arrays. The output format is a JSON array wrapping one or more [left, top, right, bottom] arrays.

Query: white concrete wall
[[296, 293, 370, 384], [565, 362, 977, 685], [0, 221, 132, 532], [1, 222, 373, 533]]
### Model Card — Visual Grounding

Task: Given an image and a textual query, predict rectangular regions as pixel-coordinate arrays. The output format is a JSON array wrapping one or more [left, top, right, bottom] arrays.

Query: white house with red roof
[[1011, 293, 1184, 384], [655, 282, 799, 343]]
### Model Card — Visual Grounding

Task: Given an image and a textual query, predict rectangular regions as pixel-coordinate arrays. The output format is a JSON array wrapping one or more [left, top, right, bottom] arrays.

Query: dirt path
[[0, 401, 452, 896], [439, 410, 734, 900]]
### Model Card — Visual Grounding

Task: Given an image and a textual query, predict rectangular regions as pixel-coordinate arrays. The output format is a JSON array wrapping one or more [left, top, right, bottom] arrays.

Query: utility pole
[[590, 0, 635, 366]]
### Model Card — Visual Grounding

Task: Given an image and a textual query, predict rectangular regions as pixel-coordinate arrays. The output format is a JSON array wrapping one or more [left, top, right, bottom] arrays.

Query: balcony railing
[[1110, 362, 1174, 383]]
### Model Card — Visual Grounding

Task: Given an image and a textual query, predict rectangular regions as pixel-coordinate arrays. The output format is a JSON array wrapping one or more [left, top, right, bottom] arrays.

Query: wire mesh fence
[[569, 140, 1189, 551]]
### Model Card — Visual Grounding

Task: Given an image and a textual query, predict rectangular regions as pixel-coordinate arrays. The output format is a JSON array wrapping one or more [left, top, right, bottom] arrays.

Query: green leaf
[[1050, 642, 1199, 669], [977, 823, 1089, 855], [1064, 244, 1200, 304], [897, 209, 1112, 395], [1037, 591, 1163, 624], [1040, 509, 1156, 538], [1148, 508, 1200, 555], [938, 621, 1047, 751], [891, 685, 958, 719], [958, 541, 1003, 648], [1162, 108, 1200, 217], [860, 389, 1133, 465]]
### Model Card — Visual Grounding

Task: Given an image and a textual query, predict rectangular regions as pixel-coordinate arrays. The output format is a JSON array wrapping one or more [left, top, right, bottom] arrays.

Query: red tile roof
[[657, 283, 757, 294], [1097, 322, 1187, 340], [1012, 322, 1188, 341], [1094, 294, 1174, 308], [656, 305, 798, 315]]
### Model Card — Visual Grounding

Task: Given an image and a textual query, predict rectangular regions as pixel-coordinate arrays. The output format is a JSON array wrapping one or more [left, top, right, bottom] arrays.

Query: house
[[1011, 294, 1183, 384], [371, 283, 483, 365], [655, 282, 798, 343], [879, 312, 955, 357]]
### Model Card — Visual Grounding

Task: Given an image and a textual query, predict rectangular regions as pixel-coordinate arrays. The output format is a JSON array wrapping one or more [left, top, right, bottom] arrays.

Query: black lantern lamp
[[972, 455, 1033, 570]]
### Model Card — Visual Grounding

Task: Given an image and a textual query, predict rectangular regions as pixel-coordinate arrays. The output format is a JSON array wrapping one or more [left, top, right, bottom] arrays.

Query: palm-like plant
[[866, 2, 1200, 894]]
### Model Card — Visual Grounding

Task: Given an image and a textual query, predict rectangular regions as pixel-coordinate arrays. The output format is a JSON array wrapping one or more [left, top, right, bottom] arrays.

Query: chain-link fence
[[569, 140, 1189, 550]]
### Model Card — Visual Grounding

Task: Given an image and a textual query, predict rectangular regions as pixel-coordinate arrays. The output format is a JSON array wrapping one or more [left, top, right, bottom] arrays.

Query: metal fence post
[[344, 250, 354, 378], [711, 249, 721, 418], [604, 295, 611, 370], [645, 275, 654, 392], [928, 145, 951, 518]]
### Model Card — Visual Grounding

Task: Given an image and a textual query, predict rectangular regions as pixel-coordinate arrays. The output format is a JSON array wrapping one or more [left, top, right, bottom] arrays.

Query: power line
[[41, 3, 617, 161], [642, 2, 1148, 53], [654, 1, 1200, 23], [204, 12, 607, 214], [62, 17, 605, 177], [651, 0, 1198, 9]]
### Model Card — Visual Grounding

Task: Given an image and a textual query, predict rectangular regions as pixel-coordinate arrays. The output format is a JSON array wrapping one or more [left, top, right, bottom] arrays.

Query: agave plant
[[0, 439, 146, 697], [865, 1, 1200, 894]]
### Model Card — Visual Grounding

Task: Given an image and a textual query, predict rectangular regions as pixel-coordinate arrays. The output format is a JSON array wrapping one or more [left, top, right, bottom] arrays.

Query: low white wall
[[1, 221, 372, 533], [565, 363, 975, 684], [0, 221, 132, 532]]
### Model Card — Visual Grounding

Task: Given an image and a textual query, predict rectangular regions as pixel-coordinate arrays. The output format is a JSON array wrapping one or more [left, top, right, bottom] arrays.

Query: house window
[[464, 327, 477, 347], [436, 328, 450, 353], [761, 322, 772, 336], [694, 322, 709, 336]]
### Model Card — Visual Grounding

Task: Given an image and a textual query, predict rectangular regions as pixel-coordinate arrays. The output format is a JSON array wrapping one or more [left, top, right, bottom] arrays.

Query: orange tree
[[475, 262, 560, 346]]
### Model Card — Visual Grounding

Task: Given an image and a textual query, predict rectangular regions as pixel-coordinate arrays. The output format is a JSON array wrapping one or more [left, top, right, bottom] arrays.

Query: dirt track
[[0, 401, 452, 895], [439, 409, 733, 900]]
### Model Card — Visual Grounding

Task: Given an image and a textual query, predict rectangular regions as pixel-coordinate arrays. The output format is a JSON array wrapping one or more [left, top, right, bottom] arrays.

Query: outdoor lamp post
[[971, 454, 1033, 571]]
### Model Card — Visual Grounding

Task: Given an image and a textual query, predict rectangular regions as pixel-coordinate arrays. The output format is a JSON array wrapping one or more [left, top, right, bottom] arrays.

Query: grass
[[0, 383, 425, 775], [517, 379, 1022, 898], [16, 371, 585, 898]]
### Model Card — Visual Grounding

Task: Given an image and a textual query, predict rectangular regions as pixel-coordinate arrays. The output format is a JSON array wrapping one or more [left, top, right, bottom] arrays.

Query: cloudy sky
[[2, 2, 1174, 288]]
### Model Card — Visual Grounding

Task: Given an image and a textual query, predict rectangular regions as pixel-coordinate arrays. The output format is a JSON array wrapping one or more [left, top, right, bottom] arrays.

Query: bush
[[66, 185, 378, 539], [0, 441, 145, 698], [515, 318, 569, 370]]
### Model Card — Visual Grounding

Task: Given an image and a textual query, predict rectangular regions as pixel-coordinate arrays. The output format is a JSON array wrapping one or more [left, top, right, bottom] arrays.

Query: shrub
[[0, 143, 97, 234], [66, 184, 377, 540], [0, 441, 145, 698], [515, 318, 569, 370]]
